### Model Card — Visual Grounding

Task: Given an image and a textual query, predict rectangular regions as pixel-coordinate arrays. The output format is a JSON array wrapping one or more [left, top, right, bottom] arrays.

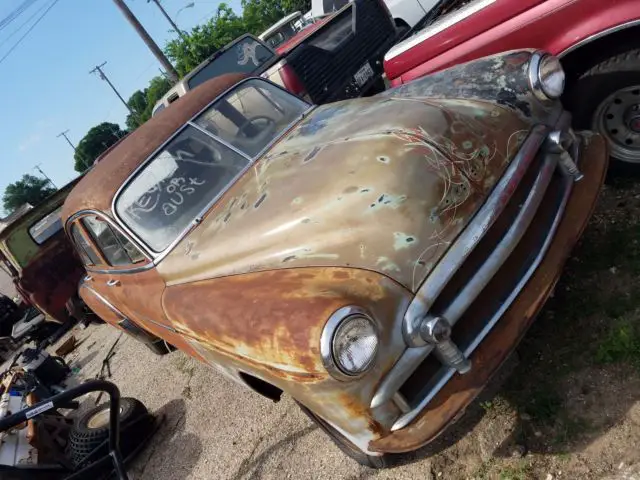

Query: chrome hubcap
[[593, 85, 640, 163]]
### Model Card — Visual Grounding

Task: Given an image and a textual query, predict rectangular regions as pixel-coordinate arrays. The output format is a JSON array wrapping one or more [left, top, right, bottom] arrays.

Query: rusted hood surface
[[158, 95, 528, 291]]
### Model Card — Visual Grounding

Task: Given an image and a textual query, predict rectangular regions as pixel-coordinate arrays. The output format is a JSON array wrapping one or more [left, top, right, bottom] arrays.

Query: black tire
[[68, 397, 151, 468], [564, 48, 640, 177], [297, 402, 394, 469]]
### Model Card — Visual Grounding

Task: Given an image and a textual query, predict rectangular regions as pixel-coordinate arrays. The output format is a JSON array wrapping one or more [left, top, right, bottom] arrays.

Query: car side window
[[70, 223, 102, 266], [82, 216, 145, 267]]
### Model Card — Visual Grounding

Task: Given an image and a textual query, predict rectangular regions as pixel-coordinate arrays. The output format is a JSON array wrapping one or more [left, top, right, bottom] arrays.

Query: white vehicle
[[311, 0, 439, 31], [259, 11, 310, 49]]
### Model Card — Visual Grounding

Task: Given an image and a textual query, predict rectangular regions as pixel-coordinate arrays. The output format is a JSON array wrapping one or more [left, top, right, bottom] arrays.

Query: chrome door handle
[[106, 279, 121, 287], [84, 275, 93, 282]]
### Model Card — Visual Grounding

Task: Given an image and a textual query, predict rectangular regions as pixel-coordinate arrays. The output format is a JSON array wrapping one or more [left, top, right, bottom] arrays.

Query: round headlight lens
[[538, 55, 565, 99], [332, 315, 378, 376]]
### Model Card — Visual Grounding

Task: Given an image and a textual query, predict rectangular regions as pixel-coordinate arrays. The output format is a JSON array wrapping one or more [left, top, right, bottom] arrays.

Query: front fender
[[162, 267, 413, 451]]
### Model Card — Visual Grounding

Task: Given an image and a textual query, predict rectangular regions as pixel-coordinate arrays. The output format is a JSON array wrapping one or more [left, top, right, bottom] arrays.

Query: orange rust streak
[[163, 268, 392, 377], [370, 134, 608, 454]]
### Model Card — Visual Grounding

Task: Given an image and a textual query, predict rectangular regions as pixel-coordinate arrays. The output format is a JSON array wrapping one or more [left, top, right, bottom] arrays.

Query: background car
[[383, 0, 640, 173]]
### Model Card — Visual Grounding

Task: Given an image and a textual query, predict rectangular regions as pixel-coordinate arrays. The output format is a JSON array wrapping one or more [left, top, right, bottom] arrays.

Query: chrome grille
[[370, 125, 578, 431]]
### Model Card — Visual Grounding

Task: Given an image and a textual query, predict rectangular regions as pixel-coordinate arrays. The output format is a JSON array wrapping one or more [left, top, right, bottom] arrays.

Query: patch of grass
[[596, 318, 640, 367], [497, 460, 533, 480]]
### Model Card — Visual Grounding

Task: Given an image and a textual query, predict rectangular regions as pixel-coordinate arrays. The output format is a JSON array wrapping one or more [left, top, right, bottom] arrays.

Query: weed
[[596, 317, 640, 367], [498, 460, 533, 480]]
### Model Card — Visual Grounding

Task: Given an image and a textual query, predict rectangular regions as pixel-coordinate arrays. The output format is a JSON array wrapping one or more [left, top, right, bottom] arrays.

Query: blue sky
[[0, 0, 242, 214]]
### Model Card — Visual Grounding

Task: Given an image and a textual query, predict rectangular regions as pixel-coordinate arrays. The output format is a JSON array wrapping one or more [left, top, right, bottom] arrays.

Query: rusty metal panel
[[163, 267, 413, 448], [158, 97, 528, 292]]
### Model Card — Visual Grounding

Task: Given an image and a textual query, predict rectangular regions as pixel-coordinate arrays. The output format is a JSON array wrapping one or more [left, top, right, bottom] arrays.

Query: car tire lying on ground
[[565, 47, 640, 176], [296, 402, 395, 469], [68, 397, 153, 468]]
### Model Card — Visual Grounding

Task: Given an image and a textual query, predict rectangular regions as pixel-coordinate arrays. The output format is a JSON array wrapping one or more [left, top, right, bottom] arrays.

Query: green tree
[[125, 75, 173, 130], [2, 174, 56, 213], [74, 122, 127, 173], [164, 3, 250, 76]]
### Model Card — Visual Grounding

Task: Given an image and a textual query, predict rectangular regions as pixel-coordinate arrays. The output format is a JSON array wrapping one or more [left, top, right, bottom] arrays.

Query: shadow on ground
[[130, 398, 203, 479]]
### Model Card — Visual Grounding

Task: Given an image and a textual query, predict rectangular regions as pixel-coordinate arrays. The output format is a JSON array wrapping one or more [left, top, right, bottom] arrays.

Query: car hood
[[158, 94, 528, 292]]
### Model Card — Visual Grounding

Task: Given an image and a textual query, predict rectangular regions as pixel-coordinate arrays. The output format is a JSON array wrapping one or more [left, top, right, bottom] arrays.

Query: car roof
[[63, 73, 246, 222]]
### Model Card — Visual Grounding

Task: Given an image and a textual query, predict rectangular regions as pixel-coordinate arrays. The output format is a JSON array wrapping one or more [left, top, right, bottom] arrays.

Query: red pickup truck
[[383, 0, 640, 173]]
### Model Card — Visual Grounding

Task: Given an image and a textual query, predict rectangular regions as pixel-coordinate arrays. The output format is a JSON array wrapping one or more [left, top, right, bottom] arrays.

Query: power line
[[0, 0, 60, 67], [0, 0, 39, 33], [0, 0, 50, 51]]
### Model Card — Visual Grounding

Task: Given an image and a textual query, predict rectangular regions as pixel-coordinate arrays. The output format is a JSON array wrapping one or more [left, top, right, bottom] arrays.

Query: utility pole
[[57, 129, 77, 152], [34, 165, 57, 189], [148, 0, 186, 40], [90, 62, 134, 115], [57, 130, 91, 171], [111, 0, 179, 82]]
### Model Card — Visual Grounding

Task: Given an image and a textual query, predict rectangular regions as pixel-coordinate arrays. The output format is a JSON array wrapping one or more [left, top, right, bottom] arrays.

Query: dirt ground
[[51, 178, 640, 480]]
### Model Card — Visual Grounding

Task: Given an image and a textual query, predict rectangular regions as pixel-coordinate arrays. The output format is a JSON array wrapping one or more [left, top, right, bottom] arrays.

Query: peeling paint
[[393, 232, 417, 251]]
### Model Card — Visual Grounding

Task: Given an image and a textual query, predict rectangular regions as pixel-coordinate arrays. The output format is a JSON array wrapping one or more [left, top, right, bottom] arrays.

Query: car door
[[70, 213, 185, 348]]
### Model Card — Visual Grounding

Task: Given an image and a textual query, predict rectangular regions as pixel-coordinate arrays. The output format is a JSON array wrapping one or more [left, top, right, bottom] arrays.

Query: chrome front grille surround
[[371, 125, 581, 431]]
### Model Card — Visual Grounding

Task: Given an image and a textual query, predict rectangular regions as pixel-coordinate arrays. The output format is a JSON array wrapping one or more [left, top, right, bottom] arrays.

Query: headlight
[[321, 306, 379, 380], [529, 52, 565, 100]]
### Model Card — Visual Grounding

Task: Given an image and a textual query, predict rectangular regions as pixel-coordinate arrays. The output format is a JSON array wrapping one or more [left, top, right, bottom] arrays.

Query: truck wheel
[[296, 402, 394, 469], [565, 48, 640, 175], [68, 397, 151, 468]]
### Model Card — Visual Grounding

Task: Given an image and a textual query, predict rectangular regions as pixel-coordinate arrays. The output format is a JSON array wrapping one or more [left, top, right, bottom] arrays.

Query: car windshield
[[116, 79, 309, 252], [28, 206, 63, 245], [187, 37, 275, 90], [193, 78, 309, 157]]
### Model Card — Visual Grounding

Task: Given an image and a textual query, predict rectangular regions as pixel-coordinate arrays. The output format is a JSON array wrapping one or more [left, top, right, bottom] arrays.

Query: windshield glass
[[187, 37, 274, 90], [29, 206, 63, 245], [116, 127, 250, 252], [194, 79, 309, 157]]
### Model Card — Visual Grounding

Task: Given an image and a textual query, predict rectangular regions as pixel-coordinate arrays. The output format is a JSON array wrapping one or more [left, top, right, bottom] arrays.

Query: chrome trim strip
[[559, 20, 640, 58], [82, 284, 177, 333], [81, 285, 126, 320], [391, 156, 576, 432], [384, 0, 497, 62], [371, 346, 432, 408], [442, 154, 558, 324], [403, 125, 548, 347], [108, 77, 314, 263], [320, 306, 379, 381]]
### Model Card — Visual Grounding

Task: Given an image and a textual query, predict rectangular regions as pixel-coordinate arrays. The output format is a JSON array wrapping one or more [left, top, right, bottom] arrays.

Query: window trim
[[66, 210, 153, 274], [70, 222, 104, 267], [108, 77, 314, 264]]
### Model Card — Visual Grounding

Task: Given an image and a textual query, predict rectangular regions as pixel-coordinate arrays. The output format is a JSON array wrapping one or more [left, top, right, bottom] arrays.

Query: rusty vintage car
[[0, 180, 88, 327], [62, 50, 607, 467]]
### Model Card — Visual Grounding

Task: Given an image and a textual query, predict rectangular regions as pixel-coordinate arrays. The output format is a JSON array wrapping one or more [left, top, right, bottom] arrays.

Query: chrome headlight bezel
[[321, 306, 379, 381], [529, 51, 565, 101]]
